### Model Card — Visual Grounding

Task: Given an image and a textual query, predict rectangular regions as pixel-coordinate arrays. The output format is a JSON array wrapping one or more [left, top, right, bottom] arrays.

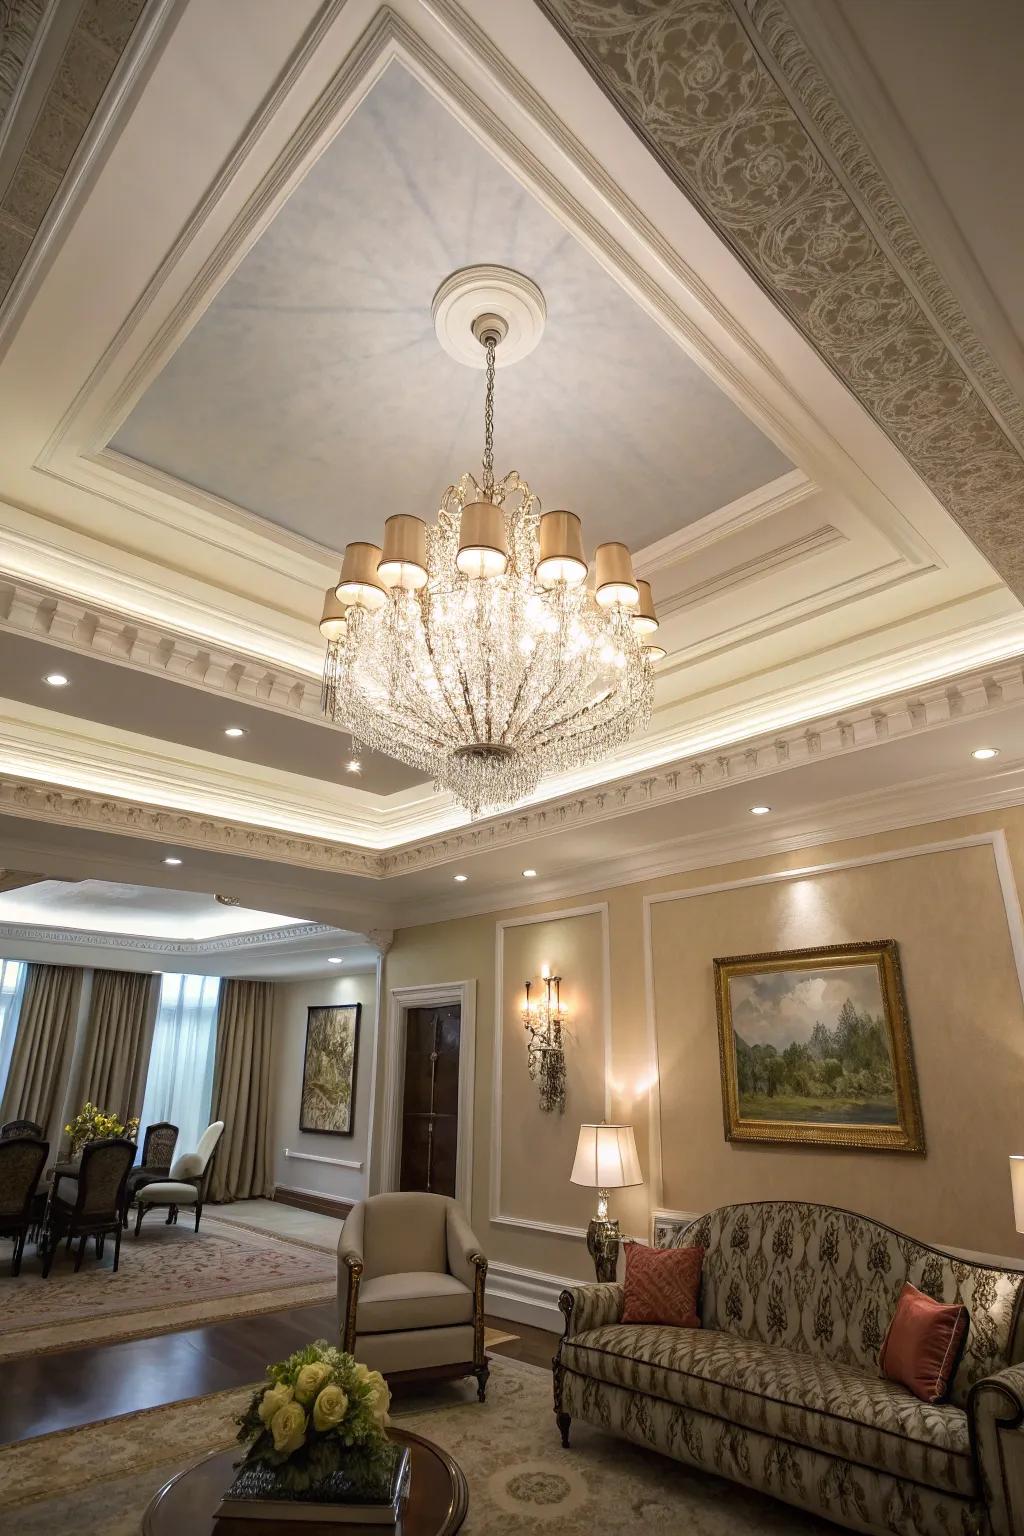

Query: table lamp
[[570, 1122, 643, 1281], [1011, 1156, 1024, 1233]]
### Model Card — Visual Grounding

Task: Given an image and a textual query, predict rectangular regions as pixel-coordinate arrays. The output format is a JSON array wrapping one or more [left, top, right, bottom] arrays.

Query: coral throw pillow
[[879, 1282, 969, 1403], [622, 1242, 704, 1328]]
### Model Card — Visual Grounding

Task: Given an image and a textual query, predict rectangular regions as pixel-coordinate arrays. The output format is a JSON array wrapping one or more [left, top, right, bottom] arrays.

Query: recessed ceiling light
[[972, 747, 999, 760], [162, 856, 183, 866], [453, 874, 468, 882], [327, 956, 343, 964], [522, 868, 538, 878], [346, 759, 363, 774], [43, 672, 69, 687], [750, 805, 772, 815], [224, 726, 246, 738]]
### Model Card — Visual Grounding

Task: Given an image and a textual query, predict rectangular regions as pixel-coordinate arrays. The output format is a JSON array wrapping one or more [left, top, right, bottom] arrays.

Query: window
[[138, 974, 220, 1159], [0, 958, 26, 1106]]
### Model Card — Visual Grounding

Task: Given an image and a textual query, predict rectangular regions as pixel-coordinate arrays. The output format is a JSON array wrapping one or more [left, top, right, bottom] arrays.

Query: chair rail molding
[[376, 980, 477, 1218], [492, 904, 612, 1243]]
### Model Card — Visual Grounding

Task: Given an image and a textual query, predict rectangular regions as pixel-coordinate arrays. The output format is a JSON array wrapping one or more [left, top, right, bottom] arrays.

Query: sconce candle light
[[522, 967, 567, 1113]]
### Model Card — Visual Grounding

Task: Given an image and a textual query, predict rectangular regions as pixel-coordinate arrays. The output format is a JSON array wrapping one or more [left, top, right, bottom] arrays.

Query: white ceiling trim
[[3, 644, 1024, 876], [0, 919, 336, 955]]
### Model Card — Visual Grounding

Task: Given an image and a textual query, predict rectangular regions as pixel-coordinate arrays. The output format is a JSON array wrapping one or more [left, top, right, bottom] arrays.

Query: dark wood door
[[399, 1004, 461, 1198]]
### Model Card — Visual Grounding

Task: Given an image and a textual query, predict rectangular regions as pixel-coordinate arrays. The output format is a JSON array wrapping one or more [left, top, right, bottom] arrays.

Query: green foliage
[[735, 997, 894, 1105], [235, 1339, 393, 1495]]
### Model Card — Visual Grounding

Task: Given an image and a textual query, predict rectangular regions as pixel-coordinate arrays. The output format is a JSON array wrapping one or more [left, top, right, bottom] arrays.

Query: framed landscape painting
[[300, 1003, 361, 1136], [714, 941, 924, 1152]]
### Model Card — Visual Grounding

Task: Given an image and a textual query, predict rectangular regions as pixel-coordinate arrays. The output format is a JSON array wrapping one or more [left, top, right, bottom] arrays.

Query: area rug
[[0, 1215, 336, 1360], [1, 1356, 841, 1535]]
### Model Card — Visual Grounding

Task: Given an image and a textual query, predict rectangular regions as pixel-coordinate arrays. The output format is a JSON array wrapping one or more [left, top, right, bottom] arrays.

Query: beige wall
[[270, 970, 378, 1204], [382, 806, 1024, 1282]]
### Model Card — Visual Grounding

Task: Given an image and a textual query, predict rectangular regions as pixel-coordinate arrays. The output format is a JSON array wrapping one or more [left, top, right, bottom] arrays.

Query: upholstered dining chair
[[122, 1120, 178, 1222], [42, 1137, 135, 1276], [0, 1135, 49, 1275], [133, 1120, 224, 1235], [1, 1119, 43, 1139], [338, 1192, 489, 1400]]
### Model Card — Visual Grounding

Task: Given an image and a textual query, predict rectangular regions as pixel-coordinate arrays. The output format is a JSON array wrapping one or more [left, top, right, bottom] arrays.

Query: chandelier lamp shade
[[319, 266, 660, 817]]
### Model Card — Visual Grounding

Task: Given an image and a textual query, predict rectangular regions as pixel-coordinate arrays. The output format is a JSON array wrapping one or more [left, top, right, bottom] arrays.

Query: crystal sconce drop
[[522, 968, 567, 1113]]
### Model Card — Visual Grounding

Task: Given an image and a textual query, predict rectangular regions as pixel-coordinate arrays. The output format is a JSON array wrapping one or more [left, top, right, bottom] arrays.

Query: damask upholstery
[[554, 1201, 1024, 1536], [0, 1135, 49, 1276], [42, 1137, 135, 1277], [338, 1192, 488, 1397]]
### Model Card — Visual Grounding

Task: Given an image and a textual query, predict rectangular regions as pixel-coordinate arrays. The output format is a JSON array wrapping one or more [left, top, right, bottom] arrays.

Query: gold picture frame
[[714, 940, 924, 1152]]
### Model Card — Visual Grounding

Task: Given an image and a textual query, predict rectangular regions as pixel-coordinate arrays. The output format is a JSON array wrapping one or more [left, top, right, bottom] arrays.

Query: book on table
[[214, 1445, 411, 1526]]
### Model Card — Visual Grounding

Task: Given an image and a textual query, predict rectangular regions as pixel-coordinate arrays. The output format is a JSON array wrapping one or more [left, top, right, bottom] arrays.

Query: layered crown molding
[[3, 649, 1024, 880], [0, 918, 335, 956], [537, 0, 1024, 602]]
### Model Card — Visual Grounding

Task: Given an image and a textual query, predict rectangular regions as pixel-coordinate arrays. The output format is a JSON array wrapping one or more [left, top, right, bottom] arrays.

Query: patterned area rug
[[0, 1215, 336, 1359], [0, 1356, 841, 1534]]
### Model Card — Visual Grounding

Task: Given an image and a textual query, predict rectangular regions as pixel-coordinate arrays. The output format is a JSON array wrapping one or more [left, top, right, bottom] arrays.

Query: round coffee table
[[143, 1428, 468, 1535]]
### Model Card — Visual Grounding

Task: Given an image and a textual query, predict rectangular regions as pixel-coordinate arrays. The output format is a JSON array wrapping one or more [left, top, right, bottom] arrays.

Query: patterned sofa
[[553, 1201, 1024, 1535]]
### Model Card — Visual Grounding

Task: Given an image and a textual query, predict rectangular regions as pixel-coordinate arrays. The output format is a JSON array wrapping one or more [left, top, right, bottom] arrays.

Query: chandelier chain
[[482, 336, 496, 498]]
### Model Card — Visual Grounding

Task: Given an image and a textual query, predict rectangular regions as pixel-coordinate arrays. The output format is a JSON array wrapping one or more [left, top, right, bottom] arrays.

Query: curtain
[[207, 978, 274, 1203], [0, 963, 80, 1128], [76, 969, 159, 1123], [138, 974, 220, 1157], [0, 959, 27, 1108]]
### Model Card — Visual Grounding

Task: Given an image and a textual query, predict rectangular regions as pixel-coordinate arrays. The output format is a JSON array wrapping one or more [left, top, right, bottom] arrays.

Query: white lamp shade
[[570, 1123, 643, 1189], [1011, 1156, 1024, 1233]]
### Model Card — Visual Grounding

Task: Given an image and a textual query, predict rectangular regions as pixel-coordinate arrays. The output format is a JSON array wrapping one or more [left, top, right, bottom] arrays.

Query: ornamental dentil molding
[[0, 920, 337, 956], [0, 576, 323, 720], [2, 655, 1023, 877]]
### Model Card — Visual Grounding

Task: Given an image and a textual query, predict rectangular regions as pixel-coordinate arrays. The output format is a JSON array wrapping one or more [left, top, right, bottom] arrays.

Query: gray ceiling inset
[[112, 61, 790, 554]]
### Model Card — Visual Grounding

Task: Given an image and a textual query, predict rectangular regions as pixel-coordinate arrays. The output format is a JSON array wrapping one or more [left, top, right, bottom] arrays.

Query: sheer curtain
[[138, 974, 221, 1158], [0, 959, 27, 1108]]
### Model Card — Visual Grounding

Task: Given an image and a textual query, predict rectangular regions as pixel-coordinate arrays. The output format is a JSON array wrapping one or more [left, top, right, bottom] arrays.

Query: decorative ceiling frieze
[[535, 0, 1024, 601], [0, 918, 336, 955], [0, 0, 146, 304], [3, 655, 1022, 876]]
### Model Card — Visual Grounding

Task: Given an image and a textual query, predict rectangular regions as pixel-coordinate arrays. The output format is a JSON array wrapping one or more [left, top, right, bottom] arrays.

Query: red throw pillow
[[879, 1282, 969, 1403], [622, 1242, 703, 1328]]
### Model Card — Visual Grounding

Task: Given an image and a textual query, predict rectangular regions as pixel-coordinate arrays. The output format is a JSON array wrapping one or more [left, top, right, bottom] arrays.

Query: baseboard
[[273, 1184, 354, 1221], [485, 1259, 578, 1332]]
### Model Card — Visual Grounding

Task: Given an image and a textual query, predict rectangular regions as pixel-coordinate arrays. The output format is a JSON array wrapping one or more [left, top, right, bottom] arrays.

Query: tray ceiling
[[110, 59, 791, 553], [0, 878, 302, 941]]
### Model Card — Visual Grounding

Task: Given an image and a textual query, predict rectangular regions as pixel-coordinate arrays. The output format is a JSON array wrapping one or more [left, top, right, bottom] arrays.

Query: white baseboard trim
[[486, 1259, 577, 1332]]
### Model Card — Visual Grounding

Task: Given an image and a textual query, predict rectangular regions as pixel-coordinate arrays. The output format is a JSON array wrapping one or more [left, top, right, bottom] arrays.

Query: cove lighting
[[43, 672, 69, 687], [972, 747, 999, 760], [750, 805, 771, 815]]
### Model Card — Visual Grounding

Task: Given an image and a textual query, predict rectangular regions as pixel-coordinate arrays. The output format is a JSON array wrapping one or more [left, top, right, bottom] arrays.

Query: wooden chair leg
[[11, 1230, 24, 1277], [165, 1205, 176, 1225], [41, 1234, 55, 1278], [194, 1200, 203, 1232], [113, 1225, 122, 1273], [134, 1203, 145, 1236], [96, 1234, 105, 1259], [74, 1234, 86, 1272]]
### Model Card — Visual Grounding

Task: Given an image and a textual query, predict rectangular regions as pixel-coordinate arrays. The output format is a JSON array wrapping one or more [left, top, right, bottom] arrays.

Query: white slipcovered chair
[[132, 1120, 224, 1235], [339, 1192, 489, 1399]]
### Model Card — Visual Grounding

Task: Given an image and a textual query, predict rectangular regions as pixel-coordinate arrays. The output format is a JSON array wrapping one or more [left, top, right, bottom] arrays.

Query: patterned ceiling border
[[534, 0, 1024, 600], [3, 653, 1022, 877], [0, 918, 336, 955]]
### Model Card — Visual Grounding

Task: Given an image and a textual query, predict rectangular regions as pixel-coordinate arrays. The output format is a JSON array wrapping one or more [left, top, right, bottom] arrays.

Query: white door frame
[[377, 981, 476, 1216]]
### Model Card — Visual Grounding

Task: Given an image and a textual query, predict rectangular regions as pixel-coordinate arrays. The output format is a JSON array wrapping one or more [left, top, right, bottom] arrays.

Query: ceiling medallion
[[319, 265, 660, 817]]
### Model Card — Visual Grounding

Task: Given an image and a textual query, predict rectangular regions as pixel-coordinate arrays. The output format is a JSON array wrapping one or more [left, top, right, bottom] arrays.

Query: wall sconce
[[522, 968, 567, 1113]]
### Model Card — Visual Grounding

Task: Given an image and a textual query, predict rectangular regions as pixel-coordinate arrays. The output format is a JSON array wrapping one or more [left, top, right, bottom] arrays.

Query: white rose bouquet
[[235, 1340, 393, 1494]]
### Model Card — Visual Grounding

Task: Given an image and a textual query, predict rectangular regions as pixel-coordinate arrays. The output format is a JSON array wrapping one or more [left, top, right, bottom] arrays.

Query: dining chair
[[42, 1137, 136, 1277], [133, 1121, 224, 1235], [123, 1120, 179, 1223], [0, 1136, 50, 1275], [0, 1119, 43, 1139]]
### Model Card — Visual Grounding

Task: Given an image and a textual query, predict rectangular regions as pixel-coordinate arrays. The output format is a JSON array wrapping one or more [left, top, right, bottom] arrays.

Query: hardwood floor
[[0, 1306, 559, 1446]]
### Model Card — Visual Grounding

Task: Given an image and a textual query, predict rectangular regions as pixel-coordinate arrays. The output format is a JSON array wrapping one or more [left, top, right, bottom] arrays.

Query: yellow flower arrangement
[[64, 1102, 140, 1157]]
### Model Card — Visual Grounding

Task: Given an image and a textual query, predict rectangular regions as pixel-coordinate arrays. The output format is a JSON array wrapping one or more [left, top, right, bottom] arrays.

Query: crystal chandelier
[[319, 269, 663, 817]]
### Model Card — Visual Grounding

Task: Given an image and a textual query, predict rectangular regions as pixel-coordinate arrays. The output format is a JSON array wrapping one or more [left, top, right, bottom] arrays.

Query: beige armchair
[[338, 1192, 488, 1400]]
